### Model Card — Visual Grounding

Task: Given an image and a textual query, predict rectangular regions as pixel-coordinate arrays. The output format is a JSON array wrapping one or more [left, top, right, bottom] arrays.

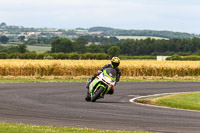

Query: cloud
[[0, 0, 200, 33]]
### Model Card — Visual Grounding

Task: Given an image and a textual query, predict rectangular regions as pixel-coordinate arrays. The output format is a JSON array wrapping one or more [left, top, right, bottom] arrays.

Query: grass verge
[[0, 123, 151, 133], [0, 76, 200, 83], [137, 92, 200, 111], [0, 78, 86, 83]]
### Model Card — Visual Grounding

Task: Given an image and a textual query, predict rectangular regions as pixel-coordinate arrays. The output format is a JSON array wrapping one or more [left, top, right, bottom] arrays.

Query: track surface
[[0, 82, 200, 133]]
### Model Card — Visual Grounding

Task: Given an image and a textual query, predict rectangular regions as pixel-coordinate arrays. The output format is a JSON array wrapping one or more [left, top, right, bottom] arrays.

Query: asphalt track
[[0, 82, 200, 133]]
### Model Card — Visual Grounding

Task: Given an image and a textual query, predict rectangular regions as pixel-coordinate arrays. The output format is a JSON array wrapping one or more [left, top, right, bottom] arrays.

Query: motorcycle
[[85, 67, 117, 102]]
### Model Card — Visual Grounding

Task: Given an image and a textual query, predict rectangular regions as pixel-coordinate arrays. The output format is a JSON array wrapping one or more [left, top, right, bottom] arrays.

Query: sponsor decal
[[90, 82, 94, 88], [109, 73, 112, 77]]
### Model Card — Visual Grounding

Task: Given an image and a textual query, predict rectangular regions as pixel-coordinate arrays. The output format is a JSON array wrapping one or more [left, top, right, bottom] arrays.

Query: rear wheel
[[91, 86, 104, 102]]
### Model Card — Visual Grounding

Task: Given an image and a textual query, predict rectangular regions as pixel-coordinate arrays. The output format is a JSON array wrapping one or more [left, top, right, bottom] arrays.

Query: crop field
[[27, 45, 51, 53], [1, 60, 200, 77], [1, 44, 51, 53], [114, 36, 168, 40]]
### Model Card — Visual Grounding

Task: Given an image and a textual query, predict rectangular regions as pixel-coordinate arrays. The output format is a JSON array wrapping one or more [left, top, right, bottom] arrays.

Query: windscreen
[[105, 68, 117, 78]]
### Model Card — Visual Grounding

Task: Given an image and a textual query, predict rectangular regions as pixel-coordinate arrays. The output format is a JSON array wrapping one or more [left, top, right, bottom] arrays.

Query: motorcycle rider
[[86, 57, 121, 95]]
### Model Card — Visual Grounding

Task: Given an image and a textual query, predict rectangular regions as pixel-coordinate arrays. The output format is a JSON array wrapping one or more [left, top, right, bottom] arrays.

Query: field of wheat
[[0, 60, 200, 77]]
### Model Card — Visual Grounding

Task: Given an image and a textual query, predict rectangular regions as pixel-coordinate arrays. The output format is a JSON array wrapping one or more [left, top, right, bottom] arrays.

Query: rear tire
[[91, 87, 104, 102]]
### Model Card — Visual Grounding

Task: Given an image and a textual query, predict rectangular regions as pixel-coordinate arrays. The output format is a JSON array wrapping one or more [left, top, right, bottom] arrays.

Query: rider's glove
[[97, 70, 102, 74]]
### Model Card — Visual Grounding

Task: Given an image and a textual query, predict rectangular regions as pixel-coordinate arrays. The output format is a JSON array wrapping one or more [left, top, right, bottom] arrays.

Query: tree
[[37, 37, 50, 44], [109, 36, 119, 44], [99, 43, 112, 53], [75, 37, 88, 45], [0, 44, 4, 50], [0, 36, 9, 44], [0, 46, 18, 53], [74, 37, 88, 53], [107, 46, 120, 57], [18, 36, 25, 42], [17, 44, 27, 53], [86, 44, 104, 53], [0, 52, 7, 59], [51, 38, 74, 53], [0, 22, 6, 27], [26, 38, 37, 45]]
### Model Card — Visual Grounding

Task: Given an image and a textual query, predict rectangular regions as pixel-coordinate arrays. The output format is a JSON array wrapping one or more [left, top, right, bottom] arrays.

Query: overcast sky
[[1, 0, 200, 34]]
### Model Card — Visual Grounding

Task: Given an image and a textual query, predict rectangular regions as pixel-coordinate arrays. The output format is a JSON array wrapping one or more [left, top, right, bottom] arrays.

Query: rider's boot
[[107, 88, 114, 95], [86, 73, 98, 89], [86, 78, 91, 89]]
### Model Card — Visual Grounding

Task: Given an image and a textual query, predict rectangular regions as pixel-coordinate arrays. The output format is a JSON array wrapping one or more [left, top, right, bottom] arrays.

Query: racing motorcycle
[[85, 67, 117, 102]]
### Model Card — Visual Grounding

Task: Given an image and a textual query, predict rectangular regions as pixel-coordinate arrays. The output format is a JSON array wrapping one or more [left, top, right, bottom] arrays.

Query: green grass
[[114, 36, 168, 40], [1, 43, 51, 53], [27, 45, 51, 53], [138, 92, 200, 111], [120, 78, 200, 82], [0, 77, 200, 83], [0, 78, 86, 83], [0, 123, 150, 133]]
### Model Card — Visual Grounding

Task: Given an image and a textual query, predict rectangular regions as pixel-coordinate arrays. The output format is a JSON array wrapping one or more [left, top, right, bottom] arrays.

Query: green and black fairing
[[88, 67, 117, 99]]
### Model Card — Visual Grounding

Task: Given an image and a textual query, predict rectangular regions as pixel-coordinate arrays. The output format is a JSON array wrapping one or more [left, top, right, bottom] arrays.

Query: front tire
[[91, 86, 104, 102], [85, 92, 91, 101]]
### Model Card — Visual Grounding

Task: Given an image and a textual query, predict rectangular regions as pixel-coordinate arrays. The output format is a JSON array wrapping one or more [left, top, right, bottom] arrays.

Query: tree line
[[0, 44, 27, 53], [0, 52, 110, 60], [2, 36, 200, 57], [116, 37, 200, 56], [50, 37, 121, 57], [0, 35, 120, 45], [51, 37, 200, 56]]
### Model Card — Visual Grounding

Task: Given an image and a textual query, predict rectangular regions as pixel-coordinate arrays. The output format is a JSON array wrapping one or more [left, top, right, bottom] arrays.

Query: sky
[[0, 0, 200, 34]]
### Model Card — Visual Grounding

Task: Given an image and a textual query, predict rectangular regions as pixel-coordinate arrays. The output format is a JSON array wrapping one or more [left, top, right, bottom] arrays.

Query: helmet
[[111, 57, 120, 68]]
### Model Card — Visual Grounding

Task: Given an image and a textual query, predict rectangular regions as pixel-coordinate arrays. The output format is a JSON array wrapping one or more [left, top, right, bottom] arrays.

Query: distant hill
[[1, 22, 200, 39], [88, 27, 200, 39]]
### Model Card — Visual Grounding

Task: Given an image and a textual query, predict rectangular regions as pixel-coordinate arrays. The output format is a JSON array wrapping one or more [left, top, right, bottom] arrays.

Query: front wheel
[[85, 91, 91, 101], [91, 86, 104, 102]]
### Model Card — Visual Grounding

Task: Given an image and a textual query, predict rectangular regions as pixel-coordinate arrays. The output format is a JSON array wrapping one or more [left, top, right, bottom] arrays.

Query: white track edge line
[[129, 92, 200, 113]]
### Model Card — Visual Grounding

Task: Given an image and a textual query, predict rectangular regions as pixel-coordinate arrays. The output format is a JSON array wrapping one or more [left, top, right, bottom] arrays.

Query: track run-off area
[[0, 82, 200, 133]]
